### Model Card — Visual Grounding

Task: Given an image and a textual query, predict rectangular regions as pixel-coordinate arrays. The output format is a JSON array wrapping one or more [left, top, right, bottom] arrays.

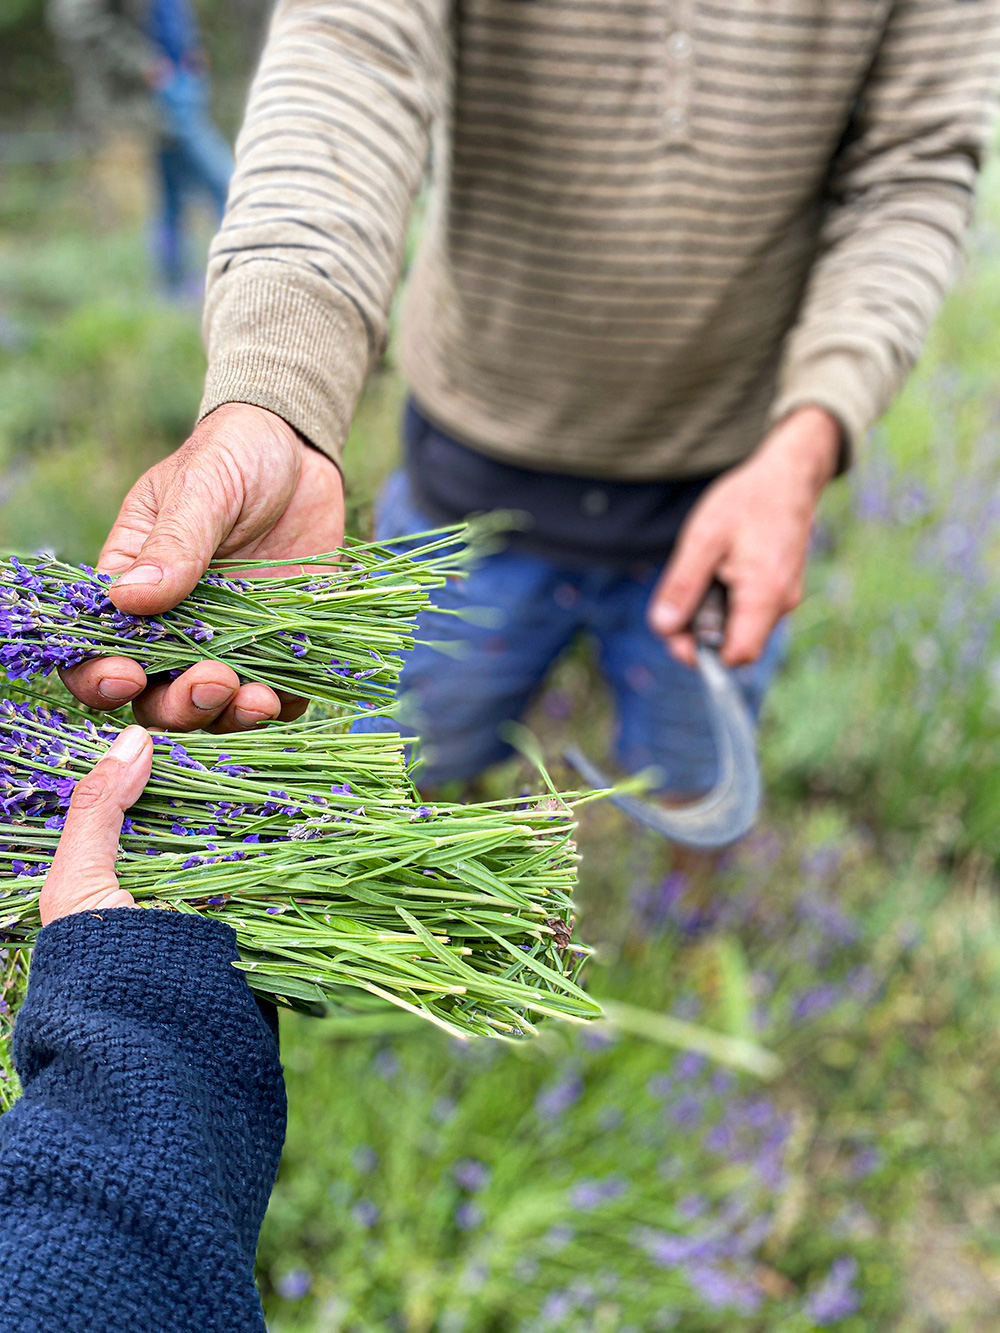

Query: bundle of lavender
[[0, 702, 598, 1055], [0, 942, 25, 1108], [0, 528, 470, 710]]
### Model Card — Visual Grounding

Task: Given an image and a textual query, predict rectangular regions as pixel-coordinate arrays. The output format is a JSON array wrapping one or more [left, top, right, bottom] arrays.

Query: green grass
[[5, 152, 1000, 1329]]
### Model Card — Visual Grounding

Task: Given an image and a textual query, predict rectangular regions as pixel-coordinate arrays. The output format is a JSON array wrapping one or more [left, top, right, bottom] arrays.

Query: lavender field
[[4, 144, 1000, 1331]]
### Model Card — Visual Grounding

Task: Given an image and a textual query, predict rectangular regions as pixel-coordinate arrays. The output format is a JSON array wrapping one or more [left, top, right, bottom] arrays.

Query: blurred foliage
[[0, 0, 266, 133], [767, 167, 1000, 862], [5, 119, 1000, 1330]]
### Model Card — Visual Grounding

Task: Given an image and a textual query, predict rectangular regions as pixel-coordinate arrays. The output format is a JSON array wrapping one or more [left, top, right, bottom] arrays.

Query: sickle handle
[[691, 580, 728, 651]]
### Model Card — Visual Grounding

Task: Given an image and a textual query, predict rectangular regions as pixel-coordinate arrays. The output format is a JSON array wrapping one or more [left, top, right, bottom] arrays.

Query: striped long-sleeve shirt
[[200, 0, 1000, 480]]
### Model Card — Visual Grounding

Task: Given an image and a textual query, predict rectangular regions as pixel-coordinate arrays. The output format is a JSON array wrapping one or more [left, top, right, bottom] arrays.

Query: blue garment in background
[[145, 0, 233, 292], [148, 0, 201, 68], [153, 68, 233, 291], [0, 910, 285, 1332]]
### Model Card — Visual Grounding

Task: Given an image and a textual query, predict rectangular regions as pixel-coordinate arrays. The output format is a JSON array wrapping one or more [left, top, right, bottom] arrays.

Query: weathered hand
[[648, 406, 841, 667], [39, 727, 153, 927], [60, 403, 344, 731]]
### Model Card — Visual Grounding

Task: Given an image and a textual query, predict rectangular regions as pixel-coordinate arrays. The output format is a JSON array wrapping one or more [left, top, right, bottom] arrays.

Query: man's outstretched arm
[[63, 0, 448, 730], [651, 0, 1000, 666]]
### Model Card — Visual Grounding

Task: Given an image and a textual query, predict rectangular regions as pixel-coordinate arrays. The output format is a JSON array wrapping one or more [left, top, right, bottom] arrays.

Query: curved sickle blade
[[564, 645, 760, 849]]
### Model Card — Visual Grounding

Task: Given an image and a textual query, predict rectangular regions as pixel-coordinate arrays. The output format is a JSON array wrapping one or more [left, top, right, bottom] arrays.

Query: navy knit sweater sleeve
[[0, 908, 286, 1333]]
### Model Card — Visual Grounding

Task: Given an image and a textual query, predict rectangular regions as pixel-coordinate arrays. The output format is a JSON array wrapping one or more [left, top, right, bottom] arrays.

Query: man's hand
[[60, 403, 344, 731], [40, 726, 153, 927], [648, 406, 841, 667]]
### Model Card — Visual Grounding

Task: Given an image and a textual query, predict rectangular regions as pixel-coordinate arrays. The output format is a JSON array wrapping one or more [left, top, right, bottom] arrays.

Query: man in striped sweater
[[65, 0, 1000, 795]]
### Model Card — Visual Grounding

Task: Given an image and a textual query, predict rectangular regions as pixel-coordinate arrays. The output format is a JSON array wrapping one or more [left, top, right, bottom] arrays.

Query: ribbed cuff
[[200, 275, 371, 465], [768, 346, 889, 472]]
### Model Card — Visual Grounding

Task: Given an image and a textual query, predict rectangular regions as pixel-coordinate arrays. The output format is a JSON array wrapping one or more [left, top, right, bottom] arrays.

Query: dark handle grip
[[691, 580, 728, 650]]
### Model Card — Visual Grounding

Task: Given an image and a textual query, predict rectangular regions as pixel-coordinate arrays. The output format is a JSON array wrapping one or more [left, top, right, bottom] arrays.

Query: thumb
[[40, 727, 153, 927], [106, 464, 237, 615], [648, 519, 727, 640]]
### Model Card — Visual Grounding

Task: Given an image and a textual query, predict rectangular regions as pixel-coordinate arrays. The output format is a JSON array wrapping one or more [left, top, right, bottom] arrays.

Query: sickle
[[564, 582, 761, 849]]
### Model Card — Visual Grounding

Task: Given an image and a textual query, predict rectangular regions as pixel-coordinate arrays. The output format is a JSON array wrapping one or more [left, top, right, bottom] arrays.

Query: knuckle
[[70, 769, 111, 811]]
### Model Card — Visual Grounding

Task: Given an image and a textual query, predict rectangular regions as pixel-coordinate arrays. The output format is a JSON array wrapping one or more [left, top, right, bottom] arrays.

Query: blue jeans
[[354, 471, 786, 795], [153, 70, 233, 292]]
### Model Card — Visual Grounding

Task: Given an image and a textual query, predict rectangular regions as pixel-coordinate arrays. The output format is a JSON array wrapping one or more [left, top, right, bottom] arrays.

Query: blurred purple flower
[[671, 1093, 704, 1128], [687, 1263, 763, 1313], [371, 1047, 400, 1080], [570, 1174, 627, 1211], [351, 1145, 378, 1174], [454, 1200, 484, 1231], [794, 892, 859, 946], [351, 1198, 380, 1228], [791, 983, 843, 1024], [535, 1068, 583, 1121], [675, 1051, 706, 1082], [453, 1157, 491, 1192], [676, 1193, 707, 1221], [648, 1074, 673, 1099], [275, 1268, 312, 1301], [540, 1291, 573, 1322], [578, 1026, 617, 1053], [803, 1256, 860, 1324], [846, 964, 880, 1004], [846, 1145, 882, 1181], [799, 845, 844, 882]]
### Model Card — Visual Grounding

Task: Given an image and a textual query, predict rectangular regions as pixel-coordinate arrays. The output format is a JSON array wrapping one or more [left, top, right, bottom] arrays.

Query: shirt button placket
[[665, 0, 695, 146]]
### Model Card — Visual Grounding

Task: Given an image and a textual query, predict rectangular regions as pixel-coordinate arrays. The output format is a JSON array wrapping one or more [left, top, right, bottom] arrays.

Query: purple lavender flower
[[350, 1199, 380, 1228], [544, 1223, 575, 1251], [790, 982, 843, 1024], [540, 1291, 573, 1321], [846, 1145, 882, 1180], [686, 1263, 763, 1313], [676, 1193, 707, 1221], [570, 1174, 627, 1211], [675, 1051, 706, 1082], [647, 1074, 673, 1099], [351, 1145, 379, 1174], [453, 1157, 491, 1192], [670, 1092, 705, 1128], [371, 1047, 400, 1080], [454, 1200, 483, 1231], [803, 1256, 860, 1324], [535, 1068, 583, 1121], [275, 1268, 312, 1301]]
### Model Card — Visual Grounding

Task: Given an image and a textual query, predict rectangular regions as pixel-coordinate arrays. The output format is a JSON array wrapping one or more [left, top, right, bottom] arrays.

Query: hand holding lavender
[[64, 403, 345, 731], [0, 529, 468, 723], [39, 725, 153, 925], [0, 702, 597, 1082]]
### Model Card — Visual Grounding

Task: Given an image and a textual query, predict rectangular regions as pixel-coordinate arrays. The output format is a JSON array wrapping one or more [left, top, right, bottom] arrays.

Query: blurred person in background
[[60, 1, 1000, 804], [0, 727, 283, 1332], [48, 0, 233, 296]]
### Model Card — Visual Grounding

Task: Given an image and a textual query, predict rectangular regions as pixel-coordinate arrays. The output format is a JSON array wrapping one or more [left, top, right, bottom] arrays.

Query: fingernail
[[97, 676, 139, 702], [650, 602, 683, 634], [106, 726, 149, 763], [234, 706, 275, 729], [113, 564, 163, 590], [191, 681, 236, 711]]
